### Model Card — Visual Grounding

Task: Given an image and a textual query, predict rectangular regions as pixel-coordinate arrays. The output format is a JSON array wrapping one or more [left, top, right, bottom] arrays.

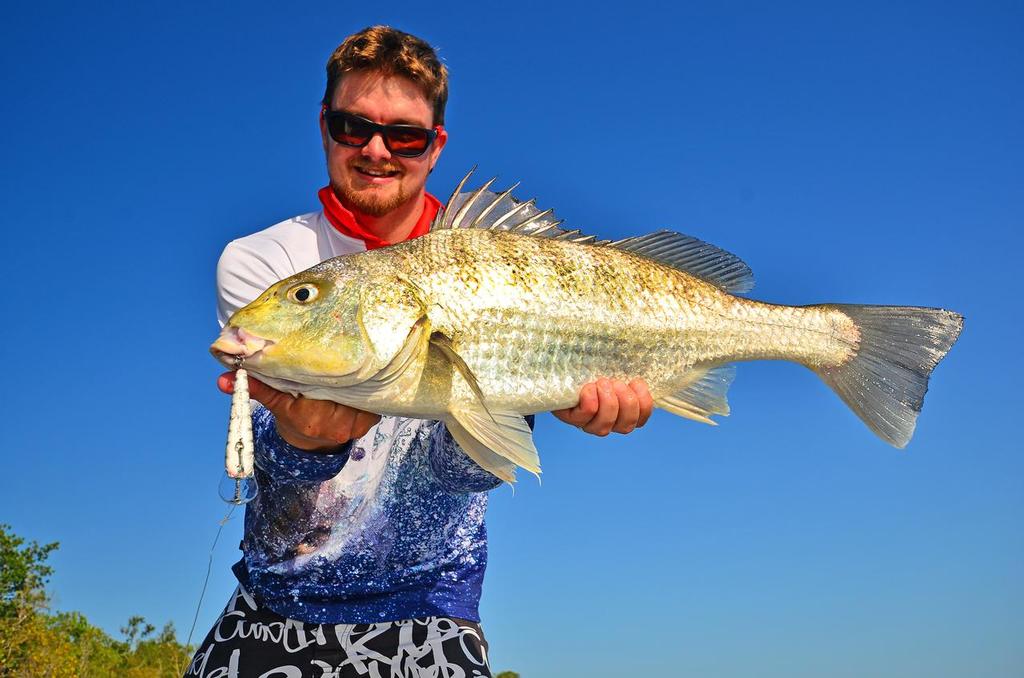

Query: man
[[187, 26, 652, 677]]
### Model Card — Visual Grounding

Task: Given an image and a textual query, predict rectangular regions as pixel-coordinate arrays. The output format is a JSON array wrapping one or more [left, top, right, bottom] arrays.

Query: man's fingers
[[574, 382, 600, 422], [247, 377, 290, 412], [560, 378, 653, 436], [612, 380, 639, 434], [553, 379, 654, 436], [277, 400, 339, 449], [352, 412, 383, 439], [328, 407, 357, 444], [631, 379, 654, 428], [552, 382, 599, 427], [284, 398, 380, 448], [583, 379, 618, 436]]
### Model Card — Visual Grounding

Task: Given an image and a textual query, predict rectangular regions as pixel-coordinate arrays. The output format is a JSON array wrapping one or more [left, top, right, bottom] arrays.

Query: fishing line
[[181, 368, 258, 673], [181, 501, 236, 673]]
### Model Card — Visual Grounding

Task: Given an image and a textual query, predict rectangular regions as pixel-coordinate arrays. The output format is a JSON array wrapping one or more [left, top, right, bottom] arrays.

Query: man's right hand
[[218, 372, 381, 452]]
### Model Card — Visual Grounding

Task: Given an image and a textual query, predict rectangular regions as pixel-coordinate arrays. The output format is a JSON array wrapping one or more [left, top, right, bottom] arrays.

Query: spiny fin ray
[[432, 168, 603, 244]]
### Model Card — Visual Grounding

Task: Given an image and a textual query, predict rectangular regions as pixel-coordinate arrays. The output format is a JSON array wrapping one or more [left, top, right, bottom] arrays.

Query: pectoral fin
[[446, 408, 540, 483], [429, 332, 491, 419]]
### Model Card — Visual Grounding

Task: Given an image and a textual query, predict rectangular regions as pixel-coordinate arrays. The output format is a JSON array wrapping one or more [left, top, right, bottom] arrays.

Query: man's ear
[[429, 127, 448, 173], [319, 107, 330, 154]]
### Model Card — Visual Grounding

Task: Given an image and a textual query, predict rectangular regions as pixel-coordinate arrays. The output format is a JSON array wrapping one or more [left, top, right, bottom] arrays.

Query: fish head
[[210, 269, 373, 387]]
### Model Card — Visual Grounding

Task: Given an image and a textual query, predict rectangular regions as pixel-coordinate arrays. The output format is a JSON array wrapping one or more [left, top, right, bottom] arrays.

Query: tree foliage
[[0, 524, 191, 677], [0, 523, 57, 619], [1, 524, 519, 677]]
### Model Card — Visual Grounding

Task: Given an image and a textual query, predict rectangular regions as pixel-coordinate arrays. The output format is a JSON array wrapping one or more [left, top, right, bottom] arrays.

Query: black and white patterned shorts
[[184, 587, 492, 678]]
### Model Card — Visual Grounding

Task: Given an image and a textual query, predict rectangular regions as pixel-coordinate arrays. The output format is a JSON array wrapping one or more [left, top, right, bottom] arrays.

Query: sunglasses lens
[[328, 113, 374, 147], [385, 128, 431, 156]]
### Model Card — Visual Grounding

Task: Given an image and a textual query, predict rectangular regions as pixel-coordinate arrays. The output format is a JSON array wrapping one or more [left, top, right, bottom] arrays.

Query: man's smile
[[354, 165, 401, 182]]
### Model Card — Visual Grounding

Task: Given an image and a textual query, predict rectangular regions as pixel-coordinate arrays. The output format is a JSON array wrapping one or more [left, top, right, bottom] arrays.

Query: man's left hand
[[552, 378, 654, 436]]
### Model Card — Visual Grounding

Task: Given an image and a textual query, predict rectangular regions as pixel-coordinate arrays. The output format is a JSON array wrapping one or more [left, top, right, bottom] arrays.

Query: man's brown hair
[[323, 26, 449, 125]]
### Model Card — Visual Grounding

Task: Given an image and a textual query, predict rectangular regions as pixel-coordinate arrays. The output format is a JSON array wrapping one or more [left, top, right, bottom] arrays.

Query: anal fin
[[655, 365, 736, 425]]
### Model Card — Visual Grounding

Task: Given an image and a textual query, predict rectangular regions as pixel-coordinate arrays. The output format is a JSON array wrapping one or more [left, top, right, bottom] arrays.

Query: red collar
[[317, 186, 441, 250]]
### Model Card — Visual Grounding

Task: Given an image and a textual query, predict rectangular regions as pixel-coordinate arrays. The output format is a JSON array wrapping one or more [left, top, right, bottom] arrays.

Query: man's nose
[[361, 133, 391, 161]]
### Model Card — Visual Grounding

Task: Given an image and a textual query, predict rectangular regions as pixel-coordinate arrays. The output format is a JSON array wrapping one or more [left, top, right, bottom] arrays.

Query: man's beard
[[333, 176, 410, 218]]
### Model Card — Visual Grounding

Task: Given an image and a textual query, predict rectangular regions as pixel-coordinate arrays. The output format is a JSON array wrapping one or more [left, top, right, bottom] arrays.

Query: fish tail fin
[[811, 304, 963, 447]]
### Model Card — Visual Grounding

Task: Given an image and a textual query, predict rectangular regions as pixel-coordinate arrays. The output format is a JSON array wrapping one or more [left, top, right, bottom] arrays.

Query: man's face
[[320, 70, 447, 217]]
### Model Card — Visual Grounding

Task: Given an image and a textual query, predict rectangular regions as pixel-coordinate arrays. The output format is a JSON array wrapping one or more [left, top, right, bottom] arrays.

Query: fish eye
[[287, 283, 319, 304]]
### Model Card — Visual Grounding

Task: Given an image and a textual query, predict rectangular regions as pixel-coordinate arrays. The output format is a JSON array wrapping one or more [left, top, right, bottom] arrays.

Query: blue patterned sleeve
[[251, 404, 350, 483], [427, 415, 535, 493]]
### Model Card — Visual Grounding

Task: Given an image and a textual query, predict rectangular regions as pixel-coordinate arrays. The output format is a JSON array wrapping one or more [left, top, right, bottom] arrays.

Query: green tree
[[0, 523, 68, 675], [48, 610, 124, 676], [121, 615, 156, 650], [0, 523, 58, 618], [0, 524, 192, 677], [131, 622, 192, 677]]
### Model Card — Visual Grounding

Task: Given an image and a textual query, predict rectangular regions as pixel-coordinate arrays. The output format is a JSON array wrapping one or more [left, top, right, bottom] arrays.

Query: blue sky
[[1, 2, 1021, 676]]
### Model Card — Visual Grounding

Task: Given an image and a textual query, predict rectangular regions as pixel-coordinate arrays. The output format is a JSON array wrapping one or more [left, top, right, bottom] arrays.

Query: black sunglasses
[[324, 109, 440, 158]]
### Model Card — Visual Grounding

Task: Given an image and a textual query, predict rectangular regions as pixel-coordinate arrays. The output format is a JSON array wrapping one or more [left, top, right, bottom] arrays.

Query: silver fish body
[[319, 229, 855, 413], [212, 174, 963, 482]]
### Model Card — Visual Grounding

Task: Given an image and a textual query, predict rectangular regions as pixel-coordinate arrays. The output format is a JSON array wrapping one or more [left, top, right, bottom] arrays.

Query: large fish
[[211, 173, 964, 482]]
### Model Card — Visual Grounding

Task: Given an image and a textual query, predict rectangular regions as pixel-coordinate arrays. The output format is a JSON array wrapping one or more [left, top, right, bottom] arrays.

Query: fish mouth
[[210, 326, 276, 368]]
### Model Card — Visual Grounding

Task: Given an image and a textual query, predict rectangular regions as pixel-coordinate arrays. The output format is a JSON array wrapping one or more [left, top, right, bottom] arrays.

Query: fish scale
[[211, 172, 963, 482]]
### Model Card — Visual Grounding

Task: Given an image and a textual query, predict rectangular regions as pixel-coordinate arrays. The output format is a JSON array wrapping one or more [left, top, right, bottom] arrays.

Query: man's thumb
[[217, 372, 236, 394]]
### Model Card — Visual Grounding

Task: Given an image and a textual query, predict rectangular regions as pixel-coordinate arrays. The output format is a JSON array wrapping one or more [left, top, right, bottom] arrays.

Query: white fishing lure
[[221, 368, 256, 504]]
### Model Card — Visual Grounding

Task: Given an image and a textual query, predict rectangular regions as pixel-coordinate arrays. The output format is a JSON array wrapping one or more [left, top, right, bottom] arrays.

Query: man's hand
[[218, 372, 381, 452], [552, 378, 654, 436]]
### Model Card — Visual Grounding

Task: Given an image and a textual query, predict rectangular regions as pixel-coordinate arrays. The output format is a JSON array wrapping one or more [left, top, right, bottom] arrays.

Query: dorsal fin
[[609, 231, 754, 294], [432, 168, 607, 244], [434, 169, 755, 293]]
